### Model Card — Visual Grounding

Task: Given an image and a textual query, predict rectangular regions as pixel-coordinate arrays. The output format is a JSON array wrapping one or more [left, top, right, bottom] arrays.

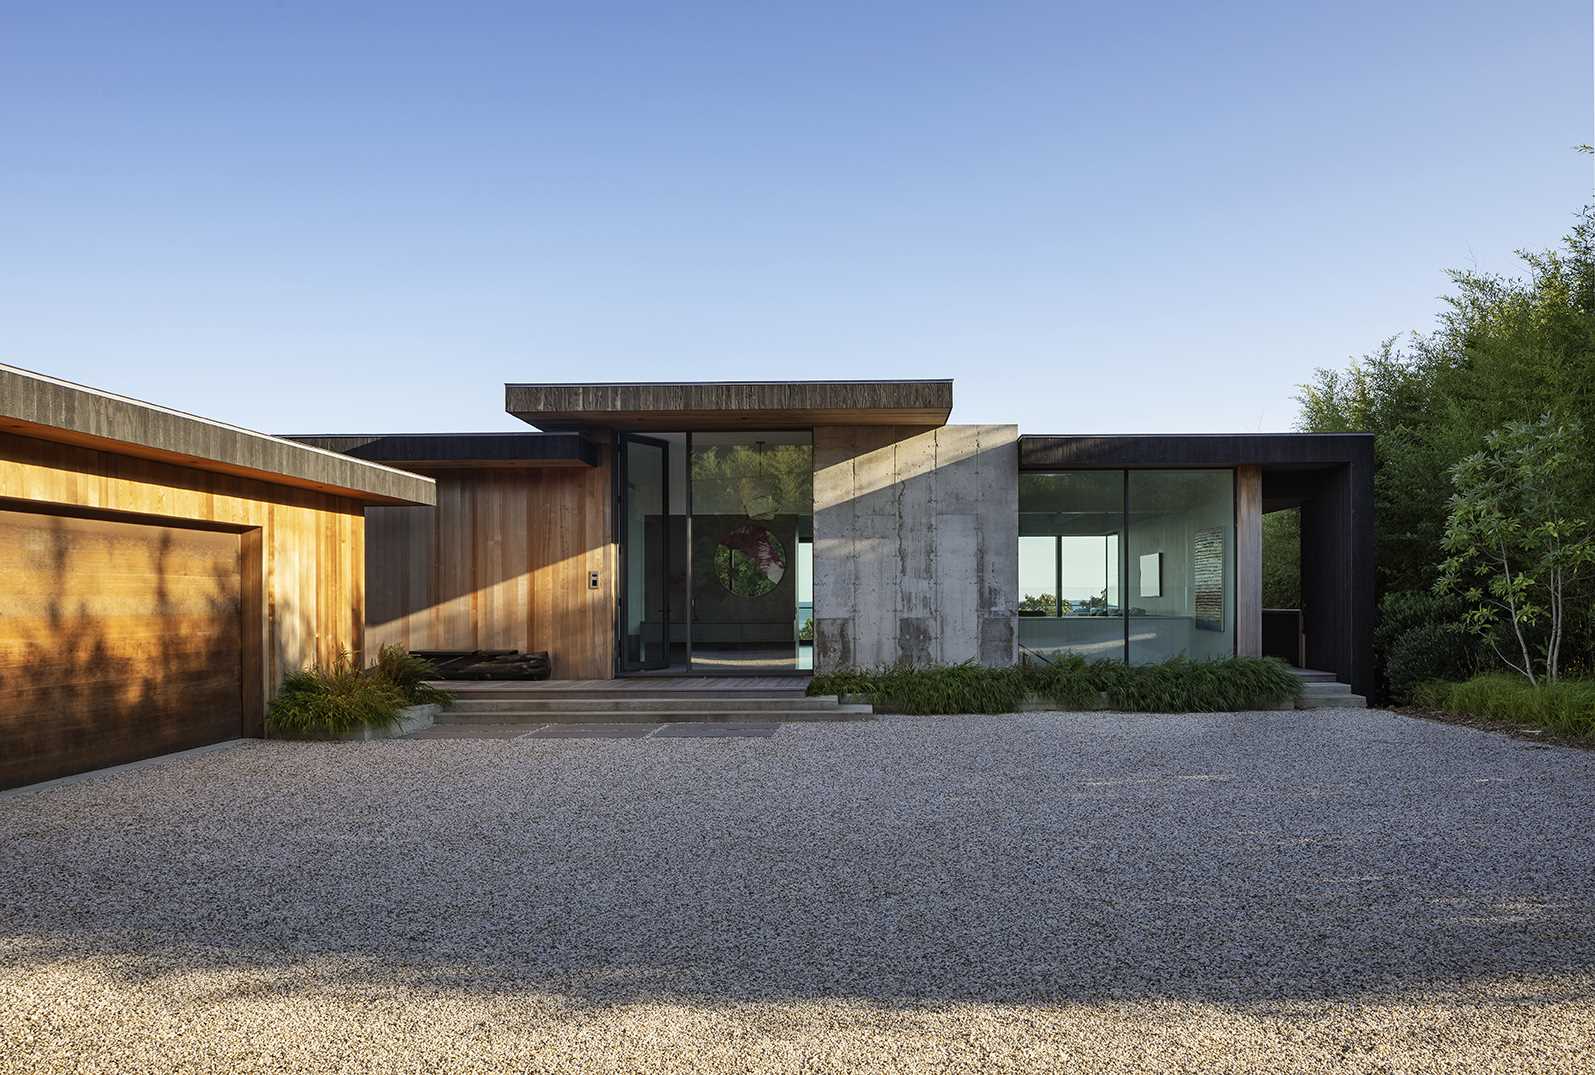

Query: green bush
[[1019, 654, 1105, 709], [811, 662, 1025, 714], [1376, 590, 1477, 702], [1413, 674, 1595, 739], [812, 656, 1300, 714], [374, 644, 453, 708], [267, 653, 409, 738], [1099, 656, 1300, 712], [1385, 621, 1474, 703]]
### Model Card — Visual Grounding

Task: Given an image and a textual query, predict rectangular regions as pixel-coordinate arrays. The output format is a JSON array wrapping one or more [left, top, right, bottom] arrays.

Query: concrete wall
[[812, 425, 1018, 671]]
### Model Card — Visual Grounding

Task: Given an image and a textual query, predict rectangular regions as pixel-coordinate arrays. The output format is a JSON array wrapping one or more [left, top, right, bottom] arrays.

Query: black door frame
[[614, 429, 813, 678], [615, 433, 673, 674]]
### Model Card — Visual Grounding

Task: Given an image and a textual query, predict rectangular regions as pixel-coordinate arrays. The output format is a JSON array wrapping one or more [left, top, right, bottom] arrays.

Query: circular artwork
[[714, 523, 786, 598]]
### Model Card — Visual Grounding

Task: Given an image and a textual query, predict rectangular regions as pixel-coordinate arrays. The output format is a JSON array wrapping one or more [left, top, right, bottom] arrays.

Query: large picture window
[[1018, 469, 1234, 664]]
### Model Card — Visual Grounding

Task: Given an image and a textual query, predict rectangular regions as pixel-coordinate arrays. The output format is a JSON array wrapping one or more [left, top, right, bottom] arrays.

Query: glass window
[[1018, 536, 1058, 616], [1020, 469, 1235, 665], [1017, 471, 1126, 663], [1126, 470, 1234, 664]]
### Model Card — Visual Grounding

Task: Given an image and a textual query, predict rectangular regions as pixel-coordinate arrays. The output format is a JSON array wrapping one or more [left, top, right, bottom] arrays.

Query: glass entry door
[[620, 435, 671, 672], [688, 432, 812, 673]]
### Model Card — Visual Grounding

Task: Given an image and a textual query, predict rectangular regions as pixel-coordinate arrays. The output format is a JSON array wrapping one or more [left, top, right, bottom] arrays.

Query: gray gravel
[[4, 708, 1595, 1073]]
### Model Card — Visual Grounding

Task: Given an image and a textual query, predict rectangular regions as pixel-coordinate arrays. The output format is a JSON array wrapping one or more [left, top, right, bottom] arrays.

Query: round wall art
[[714, 522, 786, 598]]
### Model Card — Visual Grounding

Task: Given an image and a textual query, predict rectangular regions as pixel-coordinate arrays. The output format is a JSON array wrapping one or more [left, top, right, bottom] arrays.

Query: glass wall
[[1126, 470, 1234, 664], [689, 431, 813, 672], [1017, 471, 1127, 662], [1018, 469, 1234, 665], [620, 436, 670, 672]]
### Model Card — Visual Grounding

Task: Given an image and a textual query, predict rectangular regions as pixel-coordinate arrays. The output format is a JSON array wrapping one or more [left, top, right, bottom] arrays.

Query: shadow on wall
[[811, 425, 1020, 672], [361, 464, 612, 674], [0, 511, 247, 789]]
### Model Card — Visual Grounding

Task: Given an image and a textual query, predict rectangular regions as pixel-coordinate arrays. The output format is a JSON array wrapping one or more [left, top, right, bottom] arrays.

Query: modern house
[[0, 369, 1372, 789], [291, 379, 1375, 693]]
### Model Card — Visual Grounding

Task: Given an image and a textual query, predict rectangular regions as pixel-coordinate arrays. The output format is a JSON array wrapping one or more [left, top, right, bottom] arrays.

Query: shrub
[[374, 644, 453, 708], [1376, 590, 1477, 701], [266, 653, 409, 738], [1095, 656, 1300, 712], [811, 662, 1025, 714], [1384, 621, 1473, 703], [1413, 674, 1595, 740], [814, 656, 1300, 714], [1019, 654, 1105, 709]]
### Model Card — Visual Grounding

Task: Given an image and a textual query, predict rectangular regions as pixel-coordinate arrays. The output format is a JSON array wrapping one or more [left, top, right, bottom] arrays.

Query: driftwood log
[[412, 650, 552, 681]]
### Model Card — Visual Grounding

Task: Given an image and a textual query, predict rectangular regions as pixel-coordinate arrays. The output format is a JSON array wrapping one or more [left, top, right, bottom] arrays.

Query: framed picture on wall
[[1138, 552, 1162, 598]]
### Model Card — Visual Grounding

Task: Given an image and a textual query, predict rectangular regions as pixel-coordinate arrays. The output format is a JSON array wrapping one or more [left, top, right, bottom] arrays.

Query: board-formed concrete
[[0, 363, 435, 505], [812, 424, 1018, 671]]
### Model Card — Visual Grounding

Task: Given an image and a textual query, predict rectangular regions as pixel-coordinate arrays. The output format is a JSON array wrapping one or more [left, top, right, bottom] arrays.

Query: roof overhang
[[1018, 433, 1374, 470], [505, 379, 953, 431], [286, 432, 599, 469], [0, 364, 436, 506]]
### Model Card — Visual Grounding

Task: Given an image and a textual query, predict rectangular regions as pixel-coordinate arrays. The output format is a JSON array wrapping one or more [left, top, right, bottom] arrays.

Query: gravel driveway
[[4, 708, 1595, 1073]]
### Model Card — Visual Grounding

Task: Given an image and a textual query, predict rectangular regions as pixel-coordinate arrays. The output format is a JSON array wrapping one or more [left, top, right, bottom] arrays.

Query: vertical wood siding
[[0, 431, 368, 727], [362, 449, 615, 680], [1235, 464, 1263, 657]]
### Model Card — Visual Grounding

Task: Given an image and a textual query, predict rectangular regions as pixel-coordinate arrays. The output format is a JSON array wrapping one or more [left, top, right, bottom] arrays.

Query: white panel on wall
[[1139, 552, 1162, 598]]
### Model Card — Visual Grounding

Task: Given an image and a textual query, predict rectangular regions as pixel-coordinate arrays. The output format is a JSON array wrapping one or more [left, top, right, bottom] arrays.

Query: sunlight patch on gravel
[[3, 709, 1595, 1073]]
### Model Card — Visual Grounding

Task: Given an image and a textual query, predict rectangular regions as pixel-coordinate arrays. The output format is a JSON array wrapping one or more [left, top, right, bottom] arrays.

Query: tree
[[1436, 416, 1595, 685], [1297, 201, 1595, 677], [1261, 509, 1300, 608], [1018, 593, 1070, 615]]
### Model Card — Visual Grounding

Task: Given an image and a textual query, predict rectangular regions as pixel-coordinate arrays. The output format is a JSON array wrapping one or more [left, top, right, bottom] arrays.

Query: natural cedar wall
[[363, 447, 615, 679], [1235, 465, 1263, 658], [0, 430, 367, 730]]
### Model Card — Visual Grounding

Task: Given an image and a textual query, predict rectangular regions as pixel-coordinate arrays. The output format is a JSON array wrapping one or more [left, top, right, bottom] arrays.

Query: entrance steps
[[430, 681, 873, 724], [1291, 668, 1366, 709]]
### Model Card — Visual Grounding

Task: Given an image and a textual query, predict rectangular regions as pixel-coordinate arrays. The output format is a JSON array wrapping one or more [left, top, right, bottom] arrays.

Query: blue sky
[[2, 2, 1588, 435]]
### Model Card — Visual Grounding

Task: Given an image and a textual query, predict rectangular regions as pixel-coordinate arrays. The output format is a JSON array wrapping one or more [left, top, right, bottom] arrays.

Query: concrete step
[[1291, 669, 1339, 683], [431, 683, 811, 700], [1296, 693, 1366, 709], [1299, 680, 1356, 696], [446, 695, 850, 714], [437, 707, 873, 725]]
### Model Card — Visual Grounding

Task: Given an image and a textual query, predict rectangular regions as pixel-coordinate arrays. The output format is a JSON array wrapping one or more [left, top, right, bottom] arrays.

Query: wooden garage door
[[0, 508, 243, 789]]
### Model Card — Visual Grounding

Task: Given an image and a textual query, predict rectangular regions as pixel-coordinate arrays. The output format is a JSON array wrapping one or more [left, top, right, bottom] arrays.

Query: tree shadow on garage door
[[0, 511, 245, 789]]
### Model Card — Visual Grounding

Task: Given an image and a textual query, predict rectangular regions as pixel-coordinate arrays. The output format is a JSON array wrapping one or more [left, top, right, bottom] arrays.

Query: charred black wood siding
[[1020, 433, 1375, 699]]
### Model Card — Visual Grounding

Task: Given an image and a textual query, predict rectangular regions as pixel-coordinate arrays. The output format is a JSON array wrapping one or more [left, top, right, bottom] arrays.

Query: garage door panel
[[0, 540, 238, 582], [0, 618, 239, 669], [0, 567, 239, 602], [0, 509, 245, 789]]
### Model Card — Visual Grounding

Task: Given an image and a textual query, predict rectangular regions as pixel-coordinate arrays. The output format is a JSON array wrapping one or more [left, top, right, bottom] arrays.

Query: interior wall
[[1122, 472, 1235, 662], [363, 451, 615, 679], [812, 424, 1019, 671], [0, 430, 368, 731]]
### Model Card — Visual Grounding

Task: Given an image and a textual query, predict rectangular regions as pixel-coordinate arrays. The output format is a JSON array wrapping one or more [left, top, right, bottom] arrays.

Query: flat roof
[[505, 379, 953, 431], [1018, 432, 1374, 470], [0, 364, 436, 506], [286, 432, 600, 469]]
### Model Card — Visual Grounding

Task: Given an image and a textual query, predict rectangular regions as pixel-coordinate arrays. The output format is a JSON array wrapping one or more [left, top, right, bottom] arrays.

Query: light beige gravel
[[3, 709, 1595, 1073]]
